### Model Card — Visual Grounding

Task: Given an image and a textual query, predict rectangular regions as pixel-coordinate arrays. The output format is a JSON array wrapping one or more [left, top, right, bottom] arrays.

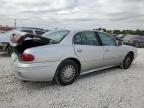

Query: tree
[[113, 30, 121, 34]]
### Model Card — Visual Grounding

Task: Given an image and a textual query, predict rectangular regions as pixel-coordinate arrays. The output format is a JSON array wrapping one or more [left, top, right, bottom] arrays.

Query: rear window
[[42, 30, 70, 43], [74, 31, 99, 46]]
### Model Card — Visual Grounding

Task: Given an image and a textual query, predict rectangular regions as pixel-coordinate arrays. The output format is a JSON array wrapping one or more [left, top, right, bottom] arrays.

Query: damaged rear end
[[10, 33, 50, 62], [10, 33, 59, 81], [10, 30, 70, 81]]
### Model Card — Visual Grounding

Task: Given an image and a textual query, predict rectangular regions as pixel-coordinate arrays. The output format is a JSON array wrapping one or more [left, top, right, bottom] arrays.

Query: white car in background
[[11, 29, 137, 86], [0, 27, 46, 55]]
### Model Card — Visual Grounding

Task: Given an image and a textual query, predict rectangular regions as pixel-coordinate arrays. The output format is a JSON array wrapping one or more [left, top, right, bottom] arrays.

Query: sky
[[0, 0, 144, 30]]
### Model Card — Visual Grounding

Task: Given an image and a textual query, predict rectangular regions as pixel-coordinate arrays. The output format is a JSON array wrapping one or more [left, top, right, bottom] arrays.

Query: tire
[[6, 45, 14, 56], [120, 54, 133, 69], [54, 59, 79, 86]]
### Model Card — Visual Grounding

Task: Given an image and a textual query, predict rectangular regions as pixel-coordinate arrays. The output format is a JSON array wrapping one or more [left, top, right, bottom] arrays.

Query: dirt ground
[[0, 49, 144, 108]]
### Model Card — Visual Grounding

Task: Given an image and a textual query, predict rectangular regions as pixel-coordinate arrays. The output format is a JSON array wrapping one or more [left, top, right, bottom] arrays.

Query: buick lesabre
[[11, 30, 137, 86]]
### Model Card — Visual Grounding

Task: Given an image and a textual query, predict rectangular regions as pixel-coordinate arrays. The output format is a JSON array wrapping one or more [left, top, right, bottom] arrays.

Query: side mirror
[[116, 40, 123, 46]]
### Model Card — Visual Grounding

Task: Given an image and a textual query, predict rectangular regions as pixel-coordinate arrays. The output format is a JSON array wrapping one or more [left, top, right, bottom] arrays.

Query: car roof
[[47, 29, 103, 34], [70, 29, 99, 32], [42, 29, 110, 37]]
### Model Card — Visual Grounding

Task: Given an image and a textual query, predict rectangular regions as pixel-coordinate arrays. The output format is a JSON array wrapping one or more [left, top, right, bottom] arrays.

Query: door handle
[[77, 49, 83, 53]]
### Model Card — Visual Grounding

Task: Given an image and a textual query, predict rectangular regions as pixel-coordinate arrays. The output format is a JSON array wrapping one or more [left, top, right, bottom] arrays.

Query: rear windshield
[[42, 30, 70, 43]]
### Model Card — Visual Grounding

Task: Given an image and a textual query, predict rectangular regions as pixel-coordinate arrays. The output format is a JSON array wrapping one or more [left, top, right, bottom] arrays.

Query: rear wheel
[[54, 60, 79, 86], [6, 45, 14, 56], [120, 54, 133, 69]]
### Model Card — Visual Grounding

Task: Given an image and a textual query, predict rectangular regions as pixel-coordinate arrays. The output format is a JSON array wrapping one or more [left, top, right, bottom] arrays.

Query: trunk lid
[[10, 32, 50, 53], [10, 32, 51, 62]]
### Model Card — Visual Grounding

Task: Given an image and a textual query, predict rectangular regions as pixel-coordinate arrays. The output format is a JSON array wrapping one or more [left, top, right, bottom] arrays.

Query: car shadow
[[17, 80, 56, 90], [18, 67, 120, 89]]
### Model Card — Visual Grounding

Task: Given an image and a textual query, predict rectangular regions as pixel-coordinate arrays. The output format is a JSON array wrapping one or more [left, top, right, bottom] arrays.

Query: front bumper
[[11, 53, 61, 81]]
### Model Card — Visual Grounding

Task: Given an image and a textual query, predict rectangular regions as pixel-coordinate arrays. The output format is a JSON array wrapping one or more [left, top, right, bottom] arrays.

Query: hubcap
[[61, 65, 76, 82]]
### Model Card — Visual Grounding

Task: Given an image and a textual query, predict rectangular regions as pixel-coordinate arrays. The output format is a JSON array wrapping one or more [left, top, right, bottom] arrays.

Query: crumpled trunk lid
[[10, 32, 50, 54]]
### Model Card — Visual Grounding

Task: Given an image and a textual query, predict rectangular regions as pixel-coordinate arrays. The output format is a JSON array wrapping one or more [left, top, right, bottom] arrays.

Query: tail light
[[20, 53, 35, 62]]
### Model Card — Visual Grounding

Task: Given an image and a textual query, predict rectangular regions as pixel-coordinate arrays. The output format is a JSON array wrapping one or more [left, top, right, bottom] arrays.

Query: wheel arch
[[60, 57, 81, 74], [53, 57, 81, 85]]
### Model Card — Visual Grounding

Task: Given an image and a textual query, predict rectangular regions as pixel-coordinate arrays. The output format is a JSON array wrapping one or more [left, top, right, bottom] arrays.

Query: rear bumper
[[11, 53, 61, 81]]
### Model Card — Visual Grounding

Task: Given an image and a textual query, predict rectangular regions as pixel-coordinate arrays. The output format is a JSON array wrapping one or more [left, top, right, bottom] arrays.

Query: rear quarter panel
[[24, 44, 78, 63], [122, 45, 137, 60]]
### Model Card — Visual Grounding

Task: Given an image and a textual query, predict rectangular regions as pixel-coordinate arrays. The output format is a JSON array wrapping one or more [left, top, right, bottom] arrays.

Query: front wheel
[[120, 54, 133, 69], [54, 60, 79, 86]]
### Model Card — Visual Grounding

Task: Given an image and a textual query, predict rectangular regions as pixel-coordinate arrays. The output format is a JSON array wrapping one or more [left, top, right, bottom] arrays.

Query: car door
[[73, 31, 104, 72], [98, 32, 124, 66]]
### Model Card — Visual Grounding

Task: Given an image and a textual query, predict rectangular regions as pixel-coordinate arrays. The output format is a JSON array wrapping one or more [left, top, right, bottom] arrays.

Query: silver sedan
[[11, 30, 137, 86]]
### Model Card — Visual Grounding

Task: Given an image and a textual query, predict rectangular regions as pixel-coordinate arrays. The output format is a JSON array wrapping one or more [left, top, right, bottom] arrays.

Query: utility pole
[[14, 19, 16, 28]]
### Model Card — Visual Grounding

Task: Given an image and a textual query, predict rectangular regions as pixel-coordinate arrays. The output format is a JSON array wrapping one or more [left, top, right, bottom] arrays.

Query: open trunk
[[10, 33, 50, 54]]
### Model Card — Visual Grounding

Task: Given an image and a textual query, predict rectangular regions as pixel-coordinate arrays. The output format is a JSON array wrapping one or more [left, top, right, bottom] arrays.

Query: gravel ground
[[0, 49, 144, 108]]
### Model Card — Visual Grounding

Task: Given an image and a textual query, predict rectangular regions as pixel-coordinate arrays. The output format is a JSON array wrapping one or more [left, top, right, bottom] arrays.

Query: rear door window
[[74, 31, 99, 46]]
